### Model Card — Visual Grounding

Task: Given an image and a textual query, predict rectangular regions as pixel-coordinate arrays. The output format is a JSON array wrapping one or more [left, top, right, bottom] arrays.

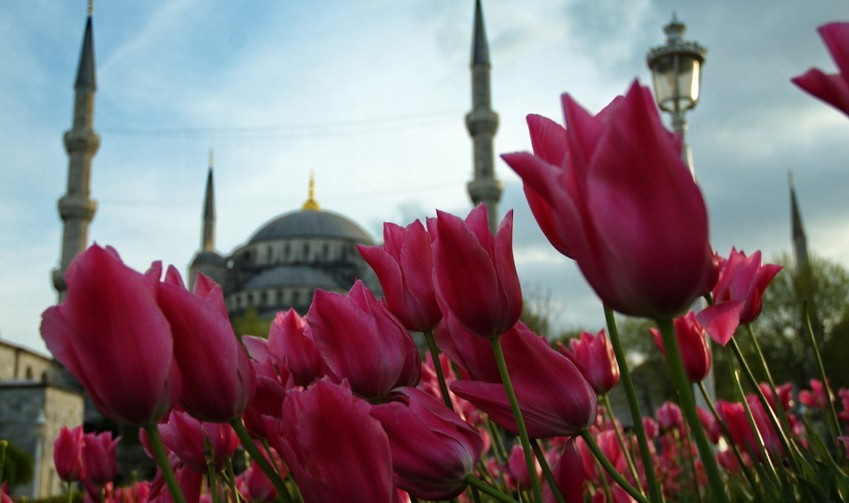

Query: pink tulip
[[543, 440, 585, 503], [696, 248, 782, 346], [265, 379, 394, 503], [266, 309, 327, 386], [434, 309, 501, 382], [54, 426, 85, 482], [41, 245, 181, 425], [156, 267, 255, 422], [157, 409, 240, 472], [428, 205, 522, 338], [799, 379, 831, 409], [82, 431, 119, 486], [502, 82, 716, 319], [450, 322, 597, 438], [506, 444, 540, 491], [307, 280, 420, 399], [696, 406, 721, 444], [651, 312, 712, 383], [241, 337, 293, 438], [718, 398, 784, 462], [792, 22, 849, 115], [370, 387, 483, 499], [656, 401, 684, 432], [558, 329, 620, 394], [357, 220, 442, 332]]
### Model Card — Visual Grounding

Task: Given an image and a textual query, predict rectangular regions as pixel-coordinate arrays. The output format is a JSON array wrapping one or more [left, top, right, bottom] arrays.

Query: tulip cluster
[[27, 19, 849, 503]]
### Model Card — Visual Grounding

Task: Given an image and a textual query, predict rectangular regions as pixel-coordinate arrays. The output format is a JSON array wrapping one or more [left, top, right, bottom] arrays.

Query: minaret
[[52, 7, 100, 299], [789, 173, 823, 374], [789, 173, 810, 276], [465, 0, 502, 232], [201, 150, 216, 252]]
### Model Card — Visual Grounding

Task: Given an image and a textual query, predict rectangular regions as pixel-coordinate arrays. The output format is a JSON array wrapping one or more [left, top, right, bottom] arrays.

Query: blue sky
[[2, 1, 848, 353]]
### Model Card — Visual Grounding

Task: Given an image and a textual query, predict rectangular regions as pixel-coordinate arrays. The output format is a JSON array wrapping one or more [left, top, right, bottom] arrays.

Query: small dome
[[248, 209, 374, 245]]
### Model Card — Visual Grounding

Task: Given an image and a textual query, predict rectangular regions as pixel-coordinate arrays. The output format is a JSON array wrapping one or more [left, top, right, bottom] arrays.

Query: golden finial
[[87, 0, 94, 17], [302, 171, 320, 211]]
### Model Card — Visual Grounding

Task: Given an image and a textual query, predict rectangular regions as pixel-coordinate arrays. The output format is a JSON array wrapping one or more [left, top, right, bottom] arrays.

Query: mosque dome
[[249, 209, 374, 245]]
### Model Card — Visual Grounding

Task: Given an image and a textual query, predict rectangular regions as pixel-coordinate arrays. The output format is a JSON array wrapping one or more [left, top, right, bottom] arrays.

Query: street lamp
[[647, 14, 706, 170]]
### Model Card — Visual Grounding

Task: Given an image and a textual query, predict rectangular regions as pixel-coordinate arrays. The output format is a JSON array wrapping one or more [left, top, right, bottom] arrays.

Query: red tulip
[[558, 329, 619, 395], [718, 397, 784, 462], [241, 336, 293, 438], [656, 401, 684, 432], [792, 22, 849, 116], [434, 309, 501, 382], [799, 379, 831, 409], [158, 409, 240, 472], [82, 431, 119, 486], [370, 387, 483, 499], [266, 309, 327, 386], [265, 379, 394, 503], [543, 440, 586, 503], [157, 267, 255, 422], [428, 205, 522, 338], [450, 322, 597, 438], [696, 406, 721, 444], [651, 312, 712, 383], [696, 248, 782, 346], [54, 426, 85, 482], [307, 280, 420, 399], [357, 220, 442, 332], [506, 444, 540, 491], [502, 82, 716, 319], [41, 245, 181, 425]]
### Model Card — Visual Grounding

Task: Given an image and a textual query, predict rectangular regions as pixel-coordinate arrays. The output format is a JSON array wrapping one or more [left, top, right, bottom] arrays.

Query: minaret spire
[[465, 0, 502, 232], [53, 9, 100, 299], [302, 171, 320, 211], [201, 150, 216, 252], [789, 172, 809, 274]]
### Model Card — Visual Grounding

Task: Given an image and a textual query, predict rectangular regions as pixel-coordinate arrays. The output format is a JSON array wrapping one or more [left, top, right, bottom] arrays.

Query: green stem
[[464, 475, 519, 503], [229, 419, 293, 503], [489, 336, 542, 503], [66, 480, 74, 503], [579, 430, 648, 503], [697, 381, 759, 494], [600, 394, 643, 494], [143, 424, 187, 503], [203, 436, 220, 503], [657, 318, 728, 503], [603, 307, 663, 503], [728, 338, 799, 467], [731, 370, 780, 483], [802, 303, 842, 446], [424, 329, 455, 410], [530, 439, 564, 503]]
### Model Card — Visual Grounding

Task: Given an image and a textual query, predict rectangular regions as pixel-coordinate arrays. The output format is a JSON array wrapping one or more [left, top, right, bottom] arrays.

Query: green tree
[[745, 252, 849, 389], [231, 307, 272, 338], [1, 441, 33, 489]]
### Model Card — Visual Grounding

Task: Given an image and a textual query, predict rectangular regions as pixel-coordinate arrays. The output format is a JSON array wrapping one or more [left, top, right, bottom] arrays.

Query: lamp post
[[647, 14, 706, 172]]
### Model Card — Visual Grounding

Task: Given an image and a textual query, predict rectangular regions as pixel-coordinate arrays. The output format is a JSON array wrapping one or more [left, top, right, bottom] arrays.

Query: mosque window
[[260, 292, 268, 305], [303, 243, 310, 260], [25, 367, 33, 380], [322, 243, 330, 260], [283, 244, 291, 261]]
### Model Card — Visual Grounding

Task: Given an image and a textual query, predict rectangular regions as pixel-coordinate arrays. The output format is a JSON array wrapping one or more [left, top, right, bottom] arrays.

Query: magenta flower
[[450, 322, 597, 438], [307, 280, 420, 400], [558, 329, 619, 395], [157, 409, 240, 472], [543, 440, 585, 503], [697, 406, 721, 444], [428, 204, 522, 338], [267, 309, 327, 387], [656, 401, 684, 432], [41, 245, 181, 426], [241, 336, 293, 438], [792, 22, 849, 116], [265, 379, 394, 503], [54, 426, 85, 483], [696, 248, 782, 346], [502, 82, 716, 319], [718, 398, 785, 462], [157, 267, 255, 422], [357, 220, 442, 332], [370, 387, 483, 499], [799, 379, 831, 409], [651, 312, 712, 383], [82, 431, 119, 486]]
